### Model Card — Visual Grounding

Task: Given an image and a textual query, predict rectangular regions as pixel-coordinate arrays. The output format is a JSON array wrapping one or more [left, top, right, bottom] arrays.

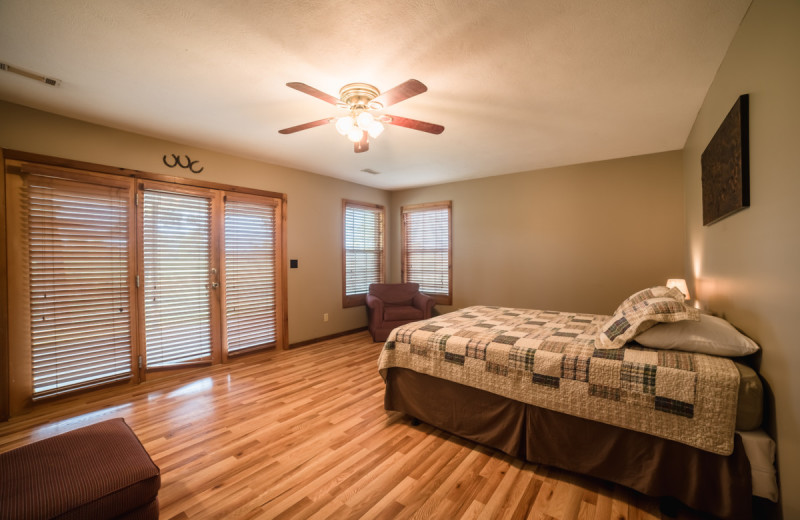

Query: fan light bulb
[[335, 116, 354, 135], [356, 111, 375, 130], [367, 120, 384, 138], [347, 127, 364, 143]]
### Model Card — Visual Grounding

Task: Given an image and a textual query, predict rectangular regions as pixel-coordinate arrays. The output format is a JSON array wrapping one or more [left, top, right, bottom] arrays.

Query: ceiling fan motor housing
[[339, 83, 382, 110]]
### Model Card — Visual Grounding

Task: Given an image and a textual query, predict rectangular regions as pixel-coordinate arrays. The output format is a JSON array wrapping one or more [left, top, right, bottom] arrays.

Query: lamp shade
[[335, 116, 354, 135], [666, 279, 690, 300], [367, 120, 384, 138], [356, 111, 375, 129], [346, 126, 364, 143]]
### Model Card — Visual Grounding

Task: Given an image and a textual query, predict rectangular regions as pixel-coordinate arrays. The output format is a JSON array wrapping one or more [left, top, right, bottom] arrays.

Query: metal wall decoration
[[162, 154, 204, 174], [701, 94, 749, 226]]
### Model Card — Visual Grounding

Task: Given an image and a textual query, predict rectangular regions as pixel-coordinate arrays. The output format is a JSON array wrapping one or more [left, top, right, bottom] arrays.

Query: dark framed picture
[[701, 94, 750, 226]]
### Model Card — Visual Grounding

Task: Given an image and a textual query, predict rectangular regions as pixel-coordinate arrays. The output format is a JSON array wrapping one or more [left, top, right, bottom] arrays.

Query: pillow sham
[[612, 285, 686, 316], [634, 313, 760, 357], [596, 290, 699, 349]]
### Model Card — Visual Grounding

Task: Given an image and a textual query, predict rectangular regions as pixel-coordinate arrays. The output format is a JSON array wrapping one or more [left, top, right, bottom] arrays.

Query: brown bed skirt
[[384, 367, 752, 520]]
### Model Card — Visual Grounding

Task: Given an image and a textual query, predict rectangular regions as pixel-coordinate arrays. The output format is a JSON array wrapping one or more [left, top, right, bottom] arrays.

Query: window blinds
[[142, 190, 212, 367], [344, 203, 384, 297], [224, 197, 278, 353], [28, 176, 133, 398], [402, 203, 451, 301]]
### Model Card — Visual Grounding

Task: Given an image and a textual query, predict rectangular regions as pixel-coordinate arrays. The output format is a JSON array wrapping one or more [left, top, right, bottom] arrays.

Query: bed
[[378, 287, 776, 520]]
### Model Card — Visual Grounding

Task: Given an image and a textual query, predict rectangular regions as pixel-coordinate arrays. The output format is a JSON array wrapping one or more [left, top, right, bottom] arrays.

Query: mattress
[[734, 361, 763, 430]]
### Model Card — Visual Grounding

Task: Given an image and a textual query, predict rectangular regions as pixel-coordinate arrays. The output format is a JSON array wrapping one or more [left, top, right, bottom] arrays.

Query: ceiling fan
[[278, 79, 444, 153]]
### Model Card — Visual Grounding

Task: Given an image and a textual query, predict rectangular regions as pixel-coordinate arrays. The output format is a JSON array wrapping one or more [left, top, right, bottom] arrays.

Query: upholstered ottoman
[[0, 418, 160, 520]]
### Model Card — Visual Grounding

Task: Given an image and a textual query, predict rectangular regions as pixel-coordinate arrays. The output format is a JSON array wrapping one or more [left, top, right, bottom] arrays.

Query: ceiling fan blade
[[286, 82, 341, 105], [354, 133, 369, 153], [278, 118, 333, 134], [372, 79, 427, 108], [383, 115, 444, 135]]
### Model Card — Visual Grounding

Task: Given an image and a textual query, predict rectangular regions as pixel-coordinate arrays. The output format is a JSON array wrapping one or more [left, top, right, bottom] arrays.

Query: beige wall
[[683, 0, 799, 515], [0, 101, 390, 344], [389, 151, 685, 316]]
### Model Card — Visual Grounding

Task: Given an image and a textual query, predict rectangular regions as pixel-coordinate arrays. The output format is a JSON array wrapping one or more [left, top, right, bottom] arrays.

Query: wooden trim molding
[[400, 200, 453, 306], [288, 327, 368, 349], [2, 149, 285, 200], [1, 148, 290, 414], [341, 199, 386, 309], [0, 148, 8, 421]]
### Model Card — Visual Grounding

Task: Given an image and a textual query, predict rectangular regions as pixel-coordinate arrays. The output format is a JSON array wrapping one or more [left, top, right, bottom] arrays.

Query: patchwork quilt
[[378, 306, 740, 455]]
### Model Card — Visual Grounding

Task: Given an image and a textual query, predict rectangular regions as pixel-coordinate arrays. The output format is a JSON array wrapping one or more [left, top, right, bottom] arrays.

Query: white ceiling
[[0, 0, 751, 190]]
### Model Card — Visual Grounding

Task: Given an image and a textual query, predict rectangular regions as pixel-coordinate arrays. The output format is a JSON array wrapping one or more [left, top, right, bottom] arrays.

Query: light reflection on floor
[[31, 404, 133, 441], [161, 377, 216, 423], [165, 377, 214, 399]]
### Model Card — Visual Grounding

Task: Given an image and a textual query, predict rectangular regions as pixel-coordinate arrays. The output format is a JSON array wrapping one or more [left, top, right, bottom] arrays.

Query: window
[[401, 201, 452, 305], [27, 174, 135, 398], [342, 200, 385, 307]]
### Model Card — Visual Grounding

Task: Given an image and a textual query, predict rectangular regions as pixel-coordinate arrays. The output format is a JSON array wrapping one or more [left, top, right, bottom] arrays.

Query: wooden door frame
[[1, 149, 288, 418], [219, 191, 285, 362], [136, 179, 222, 381]]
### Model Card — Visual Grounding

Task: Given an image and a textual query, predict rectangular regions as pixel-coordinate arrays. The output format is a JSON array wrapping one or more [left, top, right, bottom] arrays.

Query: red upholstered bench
[[0, 418, 160, 520]]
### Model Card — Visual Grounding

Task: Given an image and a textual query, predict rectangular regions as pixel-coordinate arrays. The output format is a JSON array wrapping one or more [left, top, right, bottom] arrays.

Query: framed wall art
[[701, 94, 750, 226]]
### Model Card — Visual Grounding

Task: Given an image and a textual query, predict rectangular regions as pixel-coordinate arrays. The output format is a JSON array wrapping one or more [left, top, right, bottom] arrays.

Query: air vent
[[0, 62, 61, 86], [361, 168, 381, 175]]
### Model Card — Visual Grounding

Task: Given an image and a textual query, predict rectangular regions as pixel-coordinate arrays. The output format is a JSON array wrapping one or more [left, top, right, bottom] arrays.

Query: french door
[[4, 156, 285, 414], [137, 181, 221, 375], [136, 182, 283, 379]]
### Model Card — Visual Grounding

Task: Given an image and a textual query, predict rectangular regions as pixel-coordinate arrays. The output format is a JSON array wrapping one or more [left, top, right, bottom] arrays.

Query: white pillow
[[634, 314, 759, 357]]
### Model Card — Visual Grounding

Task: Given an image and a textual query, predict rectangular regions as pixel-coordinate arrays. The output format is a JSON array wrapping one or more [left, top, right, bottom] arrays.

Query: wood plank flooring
[[0, 331, 708, 519]]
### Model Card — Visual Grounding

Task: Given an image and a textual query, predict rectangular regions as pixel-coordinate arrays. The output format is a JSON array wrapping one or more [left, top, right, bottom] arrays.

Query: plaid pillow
[[612, 286, 686, 316], [597, 287, 699, 349]]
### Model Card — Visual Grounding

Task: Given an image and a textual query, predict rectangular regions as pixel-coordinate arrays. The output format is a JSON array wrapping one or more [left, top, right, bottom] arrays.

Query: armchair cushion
[[384, 305, 424, 321]]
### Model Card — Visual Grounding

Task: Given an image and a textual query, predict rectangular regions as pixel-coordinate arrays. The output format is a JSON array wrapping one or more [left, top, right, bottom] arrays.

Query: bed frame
[[384, 367, 753, 520]]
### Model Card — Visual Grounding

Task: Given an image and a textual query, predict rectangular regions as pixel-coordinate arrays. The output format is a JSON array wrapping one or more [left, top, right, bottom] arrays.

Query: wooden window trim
[[342, 199, 386, 308], [4, 164, 139, 412], [400, 200, 453, 306]]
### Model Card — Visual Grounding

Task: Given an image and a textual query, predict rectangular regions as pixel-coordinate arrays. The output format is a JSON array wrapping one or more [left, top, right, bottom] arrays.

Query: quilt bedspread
[[378, 306, 740, 455]]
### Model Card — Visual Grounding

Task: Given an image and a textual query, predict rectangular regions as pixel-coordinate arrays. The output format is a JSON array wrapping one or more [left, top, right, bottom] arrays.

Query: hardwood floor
[[0, 332, 709, 519]]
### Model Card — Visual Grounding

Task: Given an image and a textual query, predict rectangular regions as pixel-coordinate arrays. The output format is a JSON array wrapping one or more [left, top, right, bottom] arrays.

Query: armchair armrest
[[412, 292, 436, 318], [365, 293, 384, 319]]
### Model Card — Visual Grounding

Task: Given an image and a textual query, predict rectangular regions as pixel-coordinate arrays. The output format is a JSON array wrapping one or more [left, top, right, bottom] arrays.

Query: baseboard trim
[[289, 327, 369, 349]]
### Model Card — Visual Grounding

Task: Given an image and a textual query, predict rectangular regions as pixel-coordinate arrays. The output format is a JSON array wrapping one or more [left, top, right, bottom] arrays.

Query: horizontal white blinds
[[28, 175, 133, 398], [344, 203, 384, 296], [402, 204, 451, 296], [142, 190, 212, 367], [224, 198, 277, 353]]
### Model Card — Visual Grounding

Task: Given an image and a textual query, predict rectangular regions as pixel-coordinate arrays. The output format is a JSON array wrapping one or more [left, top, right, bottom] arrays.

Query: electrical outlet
[[323, 313, 329, 322]]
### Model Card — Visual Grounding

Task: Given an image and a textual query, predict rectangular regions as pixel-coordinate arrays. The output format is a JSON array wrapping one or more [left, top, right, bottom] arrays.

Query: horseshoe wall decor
[[162, 154, 204, 174]]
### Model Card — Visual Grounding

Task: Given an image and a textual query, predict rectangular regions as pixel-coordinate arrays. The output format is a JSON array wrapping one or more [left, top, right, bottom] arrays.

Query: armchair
[[365, 283, 435, 342]]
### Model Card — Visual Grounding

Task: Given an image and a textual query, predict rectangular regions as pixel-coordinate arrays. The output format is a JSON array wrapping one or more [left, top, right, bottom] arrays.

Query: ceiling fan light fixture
[[335, 116, 354, 135], [367, 120, 384, 138], [356, 111, 375, 129], [346, 127, 364, 143]]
